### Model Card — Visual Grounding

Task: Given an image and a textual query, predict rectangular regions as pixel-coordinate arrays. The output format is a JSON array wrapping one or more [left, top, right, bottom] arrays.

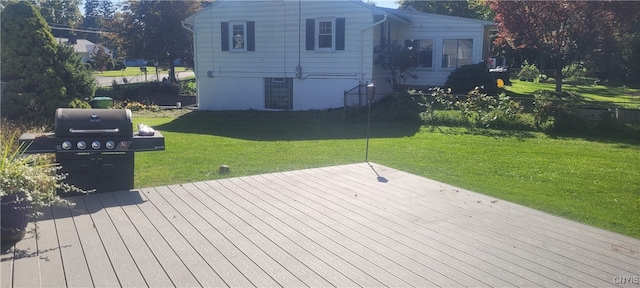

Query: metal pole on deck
[[365, 82, 375, 162]]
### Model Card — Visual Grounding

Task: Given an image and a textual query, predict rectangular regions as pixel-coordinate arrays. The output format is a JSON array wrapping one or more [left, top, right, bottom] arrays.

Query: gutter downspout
[[181, 21, 197, 108], [360, 13, 388, 85]]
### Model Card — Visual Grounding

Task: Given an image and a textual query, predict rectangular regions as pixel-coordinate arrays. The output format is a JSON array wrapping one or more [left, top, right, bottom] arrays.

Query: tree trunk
[[168, 53, 176, 83], [555, 66, 563, 93]]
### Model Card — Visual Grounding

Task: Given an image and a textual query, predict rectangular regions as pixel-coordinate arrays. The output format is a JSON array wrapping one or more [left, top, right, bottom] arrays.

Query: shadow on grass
[[154, 110, 422, 141]]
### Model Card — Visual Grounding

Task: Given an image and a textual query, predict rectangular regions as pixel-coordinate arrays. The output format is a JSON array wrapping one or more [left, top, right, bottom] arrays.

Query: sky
[[373, 0, 400, 9]]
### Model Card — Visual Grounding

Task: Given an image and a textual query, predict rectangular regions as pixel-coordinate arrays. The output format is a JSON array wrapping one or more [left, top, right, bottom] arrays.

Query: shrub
[[517, 61, 540, 81], [533, 97, 554, 130], [416, 87, 529, 130], [105, 60, 114, 71], [456, 88, 524, 128], [117, 101, 160, 112], [562, 62, 587, 82], [68, 98, 91, 109], [178, 79, 196, 95], [114, 60, 126, 71], [445, 62, 501, 96], [108, 81, 181, 101]]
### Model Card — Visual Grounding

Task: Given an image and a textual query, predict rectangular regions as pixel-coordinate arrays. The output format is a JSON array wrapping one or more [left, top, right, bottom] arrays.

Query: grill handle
[[68, 128, 120, 134]]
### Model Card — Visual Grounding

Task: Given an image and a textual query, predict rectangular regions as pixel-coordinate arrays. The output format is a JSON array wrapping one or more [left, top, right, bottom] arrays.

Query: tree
[[34, 0, 82, 37], [489, 1, 618, 92], [1, 1, 95, 123], [374, 43, 418, 93], [105, 0, 208, 82], [583, 2, 640, 83], [398, 0, 493, 20], [90, 46, 114, 72], [82, 0, 115, 42]]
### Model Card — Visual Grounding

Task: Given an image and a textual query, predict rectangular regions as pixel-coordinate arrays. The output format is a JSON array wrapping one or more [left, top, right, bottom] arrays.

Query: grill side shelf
[[18, 133, 56, 154], [132, 132, 165, 152]]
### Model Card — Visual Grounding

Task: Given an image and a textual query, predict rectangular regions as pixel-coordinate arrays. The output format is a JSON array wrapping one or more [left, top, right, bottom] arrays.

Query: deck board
[[67, 196, 120, 288], [35, 206, 69, 288], [111, 191, 202, 287], [191, 180, 359, 287], [152, 185, 276, 287], [272, 169, 525, 286], [1, 163, 638, 287], [140, 186, 251, 287], [133, 188, 227, 287], [81, 194, 147, 287], [50, 203, 94, 287], [96, 193, 174, 287], [11, 222, 41, 288], [248, 173, 464, 287]]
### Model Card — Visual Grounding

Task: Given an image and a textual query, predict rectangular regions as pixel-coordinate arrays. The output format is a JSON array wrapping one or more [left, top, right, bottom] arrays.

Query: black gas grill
[[19, 108, 165, 194]]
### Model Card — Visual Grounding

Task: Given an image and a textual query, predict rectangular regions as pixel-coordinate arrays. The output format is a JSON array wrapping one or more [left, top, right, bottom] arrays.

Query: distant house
[[183, 0, 495, 111], [55, 36, 112, 63]]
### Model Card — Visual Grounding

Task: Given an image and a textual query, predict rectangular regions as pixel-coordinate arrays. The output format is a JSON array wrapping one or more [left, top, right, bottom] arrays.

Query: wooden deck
[[2, 163, 638, 287]]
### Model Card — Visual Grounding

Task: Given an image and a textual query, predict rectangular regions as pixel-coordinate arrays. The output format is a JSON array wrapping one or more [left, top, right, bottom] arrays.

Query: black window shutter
[[306, 19, 315, 50], [336, 18, 345, 50], [221, 22, 229, 51], [247, 21, 255, 51]]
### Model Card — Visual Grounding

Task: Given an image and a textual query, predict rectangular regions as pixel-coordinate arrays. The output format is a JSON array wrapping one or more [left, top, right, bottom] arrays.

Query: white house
[[182, 0, 495, 111], [55, 37, 113, 64]]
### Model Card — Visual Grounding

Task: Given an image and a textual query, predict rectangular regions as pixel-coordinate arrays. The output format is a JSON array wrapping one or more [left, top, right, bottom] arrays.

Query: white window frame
[[229, 21, 247, 52], [407, 39, 434, 70], [315, 18, 335, 52], [442, 39, 473, 69]]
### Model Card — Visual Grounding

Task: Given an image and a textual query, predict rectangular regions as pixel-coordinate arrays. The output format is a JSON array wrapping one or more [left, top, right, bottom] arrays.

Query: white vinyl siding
[[386, 11, 491, 87], [191, 1, 372, 79]]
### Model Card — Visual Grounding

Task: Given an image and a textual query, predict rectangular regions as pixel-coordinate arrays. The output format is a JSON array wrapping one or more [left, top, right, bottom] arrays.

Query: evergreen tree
[[35, 0, 82, 37], [90, 45, 114, 72], [82, 0, 115, 43], [1, 1, 95, 123]]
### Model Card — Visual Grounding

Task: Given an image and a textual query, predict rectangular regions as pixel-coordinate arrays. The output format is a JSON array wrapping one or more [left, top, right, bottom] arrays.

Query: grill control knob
[[92, 141, 101, 149], [77, 141, 87, 150], [62, 141, 72, 150], [105, 141, 115, 149]]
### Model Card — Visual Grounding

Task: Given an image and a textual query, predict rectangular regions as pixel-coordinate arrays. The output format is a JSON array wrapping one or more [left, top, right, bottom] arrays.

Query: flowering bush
[[417, 87, 524, 129]]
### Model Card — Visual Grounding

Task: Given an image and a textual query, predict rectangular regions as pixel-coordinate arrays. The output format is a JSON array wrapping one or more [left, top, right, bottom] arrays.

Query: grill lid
[[55, 108, 133, 137]]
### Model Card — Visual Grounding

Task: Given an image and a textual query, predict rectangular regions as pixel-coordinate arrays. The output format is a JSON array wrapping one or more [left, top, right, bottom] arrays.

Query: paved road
[[95, 71, 195, 86]]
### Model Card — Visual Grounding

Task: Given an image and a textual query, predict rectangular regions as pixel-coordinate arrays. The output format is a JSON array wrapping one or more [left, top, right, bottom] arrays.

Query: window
[[442, 39, 473, 68], [306, 18, 345, 51], [317, 20, 334, 49], [231, 22, 245, 51], [405, 39, 433, 68], [265, 78, 293, 110], [220, 21, 255, 52]]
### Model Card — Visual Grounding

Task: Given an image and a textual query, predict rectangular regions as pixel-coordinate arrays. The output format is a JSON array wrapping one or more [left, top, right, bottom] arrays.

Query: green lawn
[[133, 110, 640, 239], [505, 79, 640, 108], [94, 66, 188, 77]]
